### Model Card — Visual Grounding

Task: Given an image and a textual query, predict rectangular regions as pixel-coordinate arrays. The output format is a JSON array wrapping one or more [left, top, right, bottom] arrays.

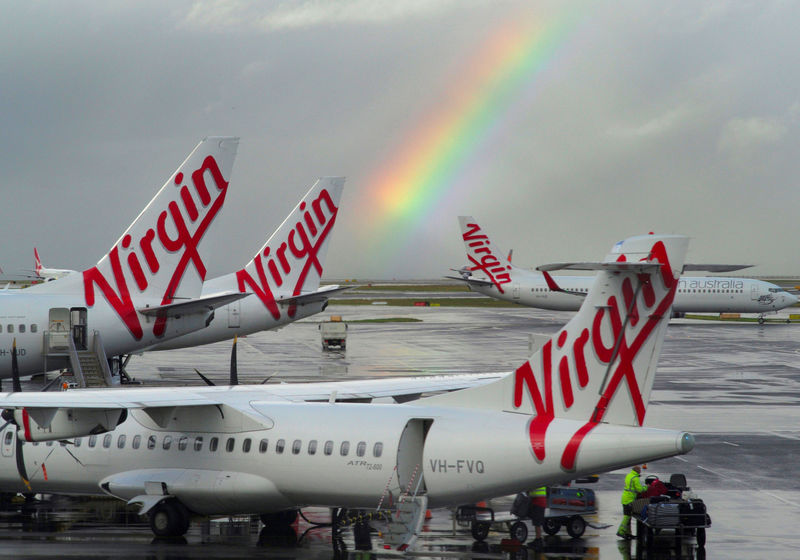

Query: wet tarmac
[[7, 304, 800, 559]]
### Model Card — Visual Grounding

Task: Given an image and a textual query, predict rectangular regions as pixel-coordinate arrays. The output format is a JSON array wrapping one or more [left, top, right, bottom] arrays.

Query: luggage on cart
[[679, 499, 707, 527], [645, 503, 680, 528]]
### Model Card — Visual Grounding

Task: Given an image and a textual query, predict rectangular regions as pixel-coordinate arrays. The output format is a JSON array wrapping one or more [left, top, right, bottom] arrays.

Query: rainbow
[[357, 8, 588, 267]]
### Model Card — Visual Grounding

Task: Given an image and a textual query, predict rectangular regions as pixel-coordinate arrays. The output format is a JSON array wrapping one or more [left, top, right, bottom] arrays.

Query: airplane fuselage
[[468, 270, 796, 314], [151, 273, 327, 351], [0, 395, 690, 514], [0, 289, 212, 378]]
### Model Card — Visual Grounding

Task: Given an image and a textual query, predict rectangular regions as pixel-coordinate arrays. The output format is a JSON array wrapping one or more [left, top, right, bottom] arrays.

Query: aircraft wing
[[137, 291, 250, 319], [0, 373, 505, 410], [276, 284, 351, 306], [537, 262, 661, 273]]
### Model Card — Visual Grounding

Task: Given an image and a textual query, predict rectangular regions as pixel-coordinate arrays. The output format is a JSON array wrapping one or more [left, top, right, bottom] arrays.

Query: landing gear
[[758, 316, 766, 325], [260, 509, 298, 526], [149, 500, 191, 537]]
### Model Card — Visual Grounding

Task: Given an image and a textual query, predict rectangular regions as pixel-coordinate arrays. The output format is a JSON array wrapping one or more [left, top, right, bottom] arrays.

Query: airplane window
[[324, 440, 333, 456], [117, 434, 126, 449], [242, 438, 251, 453], [178, 436, 188, 451], [209, 437, 218, 452], [225, 438, 235, 452], [132, 435, 141, 449], [74, 438, 81, 447], [103, 434, 112, 448], [147, 435, 156, 450], [292, 439, 302, 455], [194, 437, 203, 451], [308, 440, 317, 455], [259, 439, 268, 453], [18, 325, 25, 334], [88, 435, 97, 448], [6, 325, 12, 333], [31, 324, 37, 333], [3, 432, 12, 445], [356, 442, 366, 457], [373, 442, 383, 457], [276, 439, 285, 454], [340, 441, 350, 456], [163, 436, 172, 450]]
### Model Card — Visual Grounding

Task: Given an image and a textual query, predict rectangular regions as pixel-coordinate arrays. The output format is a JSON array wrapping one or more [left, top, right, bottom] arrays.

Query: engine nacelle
[[11, 407, 127, 442]]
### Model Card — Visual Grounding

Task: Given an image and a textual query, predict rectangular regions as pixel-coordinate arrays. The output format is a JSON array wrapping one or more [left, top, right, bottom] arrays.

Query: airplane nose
[[785, 292, 799, 307]]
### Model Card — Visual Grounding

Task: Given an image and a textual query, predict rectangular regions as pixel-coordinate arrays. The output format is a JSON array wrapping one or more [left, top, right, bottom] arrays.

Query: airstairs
[[43, 330, 117, 388], [379, 464, 428, 551]]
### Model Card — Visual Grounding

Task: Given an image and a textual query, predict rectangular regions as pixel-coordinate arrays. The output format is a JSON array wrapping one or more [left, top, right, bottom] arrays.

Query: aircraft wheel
[[510, 520, 528, 543], [149, 500, 190, 537], [758, 317, 766, 325], [471, 521, 490, 541], [260, 509, 298, 526], [566, 515, 585, 538], [543, 518, 560, 535]]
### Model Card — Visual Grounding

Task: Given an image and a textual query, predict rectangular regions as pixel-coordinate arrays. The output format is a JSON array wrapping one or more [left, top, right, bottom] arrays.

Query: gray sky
[[2, 1, 799, 280]]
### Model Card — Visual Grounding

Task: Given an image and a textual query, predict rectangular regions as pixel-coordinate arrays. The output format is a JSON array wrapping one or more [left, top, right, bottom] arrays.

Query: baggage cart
[[456, 486, 598, 544]]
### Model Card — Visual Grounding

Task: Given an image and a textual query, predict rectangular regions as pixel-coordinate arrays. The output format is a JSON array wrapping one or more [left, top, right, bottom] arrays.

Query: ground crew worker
[[528, 486, 547, 546], [617, 465, 646, 539]]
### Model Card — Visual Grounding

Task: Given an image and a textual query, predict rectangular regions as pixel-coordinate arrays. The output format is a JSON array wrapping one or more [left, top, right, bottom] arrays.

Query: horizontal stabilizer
[[276, 285, 351, 306], [137, 291, 250, 318], [683, 264, 753, 272], [537, 261, 662, 273], [444, 275, 495, 287]]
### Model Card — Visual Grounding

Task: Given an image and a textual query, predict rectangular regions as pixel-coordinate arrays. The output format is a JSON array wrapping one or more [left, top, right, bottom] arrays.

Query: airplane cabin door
[[751, 284, 759, 301], [70, 307, 88, 350], [396, 419, 432, 495], [48, 308, 70, 350], [228, 300, 241, 329], [513, 284, 520, 300]]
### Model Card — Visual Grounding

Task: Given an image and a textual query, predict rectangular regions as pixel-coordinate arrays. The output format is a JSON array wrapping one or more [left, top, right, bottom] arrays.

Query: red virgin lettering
[[462, 223, 511, 293], [83, 154, 229, 340], [512, 241, 679, 471], [236, 188, 339, 319]]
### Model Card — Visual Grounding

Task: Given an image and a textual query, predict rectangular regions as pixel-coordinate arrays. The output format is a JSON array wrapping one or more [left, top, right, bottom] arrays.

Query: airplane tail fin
[[83, 136, 238, 300], [34, 248, 43, 276], [457, 216, 525, 292], [233, 177, 344, 318], [426, 233, 689, 461], [32, 137, 239, 339]]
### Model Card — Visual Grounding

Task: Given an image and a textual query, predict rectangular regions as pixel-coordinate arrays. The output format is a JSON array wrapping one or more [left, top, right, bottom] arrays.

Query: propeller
[[194, 335, 239, 386]]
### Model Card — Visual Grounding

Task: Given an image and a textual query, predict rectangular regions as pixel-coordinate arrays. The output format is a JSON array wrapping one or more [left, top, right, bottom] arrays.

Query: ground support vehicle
[[456, 486, 598, 544], [320, 316, 347, 350], [632, 474, 711, 553]]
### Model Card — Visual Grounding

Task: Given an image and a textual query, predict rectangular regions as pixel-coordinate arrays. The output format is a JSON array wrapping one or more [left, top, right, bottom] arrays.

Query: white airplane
[[0, 233, 694, 545], [449, 216, 797, 322], [31, 248, 77, 282], [150, 177, 347, 353], [0, 137, 245, 380]]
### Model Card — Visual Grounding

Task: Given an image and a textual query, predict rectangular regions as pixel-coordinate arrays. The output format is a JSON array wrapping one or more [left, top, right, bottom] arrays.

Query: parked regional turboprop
[[0, 233, 694, 546], [0, 137, 245, 380], [449, 216, 797, 322], [150, 177, 347, 352]]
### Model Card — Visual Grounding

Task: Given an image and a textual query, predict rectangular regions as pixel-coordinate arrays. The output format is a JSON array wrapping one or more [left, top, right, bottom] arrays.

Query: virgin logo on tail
[[513, 241, 678, 472], [83, 155, 229, 340], [462, 223, 512, 293], [236, 188, 338, 319]]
